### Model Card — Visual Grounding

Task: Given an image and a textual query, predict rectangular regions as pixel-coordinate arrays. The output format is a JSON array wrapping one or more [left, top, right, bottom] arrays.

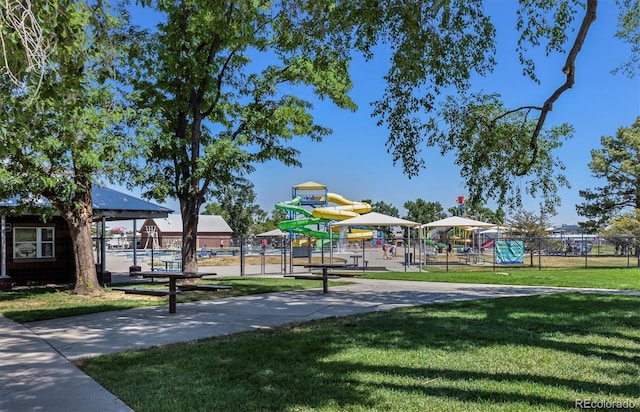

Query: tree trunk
[[65, 205, 101, 295], [181, 199, 199, 275], [529, 251, 534, 267]]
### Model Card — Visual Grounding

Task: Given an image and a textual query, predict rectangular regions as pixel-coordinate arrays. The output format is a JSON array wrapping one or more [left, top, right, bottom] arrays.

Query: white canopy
[[256, 228, 289, 237], [421, 216, 494, 229], [479, 225, 510, 234], [328, 212, 419, 273], [331, 212, 420, 228]]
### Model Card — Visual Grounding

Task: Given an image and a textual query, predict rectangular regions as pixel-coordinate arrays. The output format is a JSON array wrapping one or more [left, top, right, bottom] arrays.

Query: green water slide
[[278, 218, 326, 231], [275, 196, 313, 217], [291, 226, 335, 239], [276, 197, 333, 239]]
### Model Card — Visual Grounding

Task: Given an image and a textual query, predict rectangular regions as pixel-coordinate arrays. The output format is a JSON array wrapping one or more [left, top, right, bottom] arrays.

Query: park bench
[[458, 255, 470, 264], [112, 287, 178, 297], [174, 284, 232, 292], [321, 272, 365, 278], [423, 253, 437, 262], [284, 274, 341, 281]]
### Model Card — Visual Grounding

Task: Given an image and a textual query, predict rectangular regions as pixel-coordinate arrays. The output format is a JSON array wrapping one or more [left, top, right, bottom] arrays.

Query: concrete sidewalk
[[2, 274, 638, 412], [0, 316, 131, 412]]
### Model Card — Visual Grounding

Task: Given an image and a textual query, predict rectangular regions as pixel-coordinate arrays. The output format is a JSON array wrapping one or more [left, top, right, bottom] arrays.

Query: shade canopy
[[292, 181, 326, 190], [421, 216, 494, 229], [256, 228, 289, 237], [479, 225, 511, 234], [0, 185, 173, 221], [92, 186, 173, 220], [331, 212, 420, 228]]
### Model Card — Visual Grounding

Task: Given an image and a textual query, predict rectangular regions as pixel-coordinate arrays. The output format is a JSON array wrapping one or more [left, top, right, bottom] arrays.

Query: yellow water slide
[[313, 193, 373, 240], [312, 193, 371, 219]]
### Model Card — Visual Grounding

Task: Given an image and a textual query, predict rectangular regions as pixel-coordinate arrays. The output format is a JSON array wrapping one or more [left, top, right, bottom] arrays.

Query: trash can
[[292, 246, 309, 258], [404, 253, 413, 265], [96, 264, 112, 286]]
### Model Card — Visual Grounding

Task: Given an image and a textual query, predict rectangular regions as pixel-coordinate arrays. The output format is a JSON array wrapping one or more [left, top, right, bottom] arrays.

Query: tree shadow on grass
[[82, 293, 640, 411]]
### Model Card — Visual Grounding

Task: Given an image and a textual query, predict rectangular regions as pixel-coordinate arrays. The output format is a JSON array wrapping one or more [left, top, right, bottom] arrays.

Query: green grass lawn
[[363, 267, 640, 290], [77, 293, 640, 412], [0, 277, 350, 323], [1, 268, 638, 323], [4, 269, 639, 410]]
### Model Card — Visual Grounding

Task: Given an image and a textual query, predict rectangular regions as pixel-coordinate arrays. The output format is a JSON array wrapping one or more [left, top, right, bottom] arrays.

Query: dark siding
[[5, 216, 75, 285]]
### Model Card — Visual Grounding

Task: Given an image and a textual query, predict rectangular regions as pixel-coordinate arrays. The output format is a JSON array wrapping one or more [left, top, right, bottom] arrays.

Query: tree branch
[[491, 105, 543, 125], [513, 0, 598, 176]]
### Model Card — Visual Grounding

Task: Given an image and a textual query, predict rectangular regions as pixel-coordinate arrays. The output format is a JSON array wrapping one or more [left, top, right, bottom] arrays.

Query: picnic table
[[294, 262, 347, 293], [457, 253, 485, 265], [141, 271, 202, 313], [113, 271, 232, 313], [349, 254, 362, 267]]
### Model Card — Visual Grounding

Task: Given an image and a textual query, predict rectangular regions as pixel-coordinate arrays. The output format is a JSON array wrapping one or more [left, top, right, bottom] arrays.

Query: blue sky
[[113, 3, 639, 227]]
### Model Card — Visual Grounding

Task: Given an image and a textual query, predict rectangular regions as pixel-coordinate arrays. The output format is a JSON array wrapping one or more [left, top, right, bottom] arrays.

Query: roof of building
[[150, 214, 233, 234], [0, 185, 173, 221], [92, 186, 173, 220]]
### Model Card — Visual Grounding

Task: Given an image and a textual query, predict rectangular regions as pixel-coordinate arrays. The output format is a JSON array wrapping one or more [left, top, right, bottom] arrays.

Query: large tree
[[203, 179, 262, 238], [507, 208, 554, 266], [119, 0, 638, 272], [0, 0, 53, 96], [465, 205, 505, 226], [337, 0, 636, 214], [403, 199, 443, 224], [600, 209, 640, 256], [0, 0, 130, 294], [251, 208, 287, 236], [577, 117, 640, 230], [361, 199, 400, 218], [121, 1, 357, 273]]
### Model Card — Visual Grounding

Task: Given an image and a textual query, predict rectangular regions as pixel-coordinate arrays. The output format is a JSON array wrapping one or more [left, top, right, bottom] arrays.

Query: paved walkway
[[1, 268, 638, 411]]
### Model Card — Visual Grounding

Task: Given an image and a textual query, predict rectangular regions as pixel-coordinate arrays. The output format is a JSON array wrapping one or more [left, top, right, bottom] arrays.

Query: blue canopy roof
[[0, 185, 173, 221]]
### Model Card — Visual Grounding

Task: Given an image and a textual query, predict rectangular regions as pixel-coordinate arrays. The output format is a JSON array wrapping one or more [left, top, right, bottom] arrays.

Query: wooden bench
[[339, 262, 369, 269], [174, 284, 232, 292], [423, 253, 437, 262], [457, 255, 472, 264], [322, 272, 365, 278], [112, 287, 178, 297], [284, 275, 341, 280]]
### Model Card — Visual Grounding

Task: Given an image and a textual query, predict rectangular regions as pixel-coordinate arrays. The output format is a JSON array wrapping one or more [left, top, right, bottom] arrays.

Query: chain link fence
[[98, 233, 640, 279]]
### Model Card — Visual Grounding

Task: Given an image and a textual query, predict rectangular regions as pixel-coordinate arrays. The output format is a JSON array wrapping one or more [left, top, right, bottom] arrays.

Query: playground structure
[[276, 181, 374, 249]]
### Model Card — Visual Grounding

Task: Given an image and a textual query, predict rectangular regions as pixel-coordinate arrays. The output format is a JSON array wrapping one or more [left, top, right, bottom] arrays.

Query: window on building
[[14, 227, 55, 259]]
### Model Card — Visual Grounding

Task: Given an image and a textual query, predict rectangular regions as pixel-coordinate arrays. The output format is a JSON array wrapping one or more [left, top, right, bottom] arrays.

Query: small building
[[3, 214, 75, 286], [548, 224, 583, 236], [0, 186, 172, 286], [139, 214, 233, 250]]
